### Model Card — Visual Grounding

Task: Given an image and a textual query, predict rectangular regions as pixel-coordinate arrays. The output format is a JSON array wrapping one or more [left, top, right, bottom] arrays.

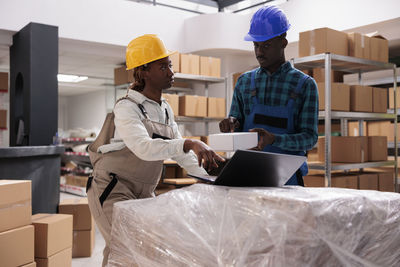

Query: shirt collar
[[258, 61, 292, 77], [127, 89, 167, 106]]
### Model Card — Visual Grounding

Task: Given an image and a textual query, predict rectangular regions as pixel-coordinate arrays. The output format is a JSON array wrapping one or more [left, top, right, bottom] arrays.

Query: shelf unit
[[291, 53, 398, 192], [115, 72, 228, 135]]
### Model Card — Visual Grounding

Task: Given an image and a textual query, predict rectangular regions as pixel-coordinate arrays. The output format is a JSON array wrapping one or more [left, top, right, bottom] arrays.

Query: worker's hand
[[219, 117, 240, 133], [183, 139, 225, 171], [249, 128, 275, 151]]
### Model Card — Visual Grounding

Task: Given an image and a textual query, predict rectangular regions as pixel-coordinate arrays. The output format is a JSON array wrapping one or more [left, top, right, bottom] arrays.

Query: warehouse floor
[[60, 192, 104, 267]]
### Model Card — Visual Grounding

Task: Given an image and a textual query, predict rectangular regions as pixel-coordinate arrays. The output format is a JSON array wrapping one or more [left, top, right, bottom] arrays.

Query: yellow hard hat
[[126, 34, 176, 70]]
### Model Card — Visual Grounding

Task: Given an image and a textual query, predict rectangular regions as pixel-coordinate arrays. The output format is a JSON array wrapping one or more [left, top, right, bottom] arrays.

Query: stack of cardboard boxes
[[59, 198, 95, 258], [0, 180, 35, 267], [32, 214, 73, 266]]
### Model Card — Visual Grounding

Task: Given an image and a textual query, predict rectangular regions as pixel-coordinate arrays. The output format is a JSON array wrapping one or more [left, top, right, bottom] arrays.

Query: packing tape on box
[[0, 200, 30, 210], [310, 30, 315, 55]]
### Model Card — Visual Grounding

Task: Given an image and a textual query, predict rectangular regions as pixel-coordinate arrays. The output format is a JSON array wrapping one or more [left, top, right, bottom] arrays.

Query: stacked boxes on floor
[[59, 198, 95, 258], [0, 180, 35, 267], [32, 214, 73, 267]]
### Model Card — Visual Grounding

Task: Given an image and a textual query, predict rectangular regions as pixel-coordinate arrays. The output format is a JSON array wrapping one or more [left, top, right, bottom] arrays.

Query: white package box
[[208, 132, 258, 151]]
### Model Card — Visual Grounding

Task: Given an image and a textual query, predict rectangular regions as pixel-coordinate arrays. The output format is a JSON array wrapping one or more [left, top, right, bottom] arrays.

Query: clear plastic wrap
[[108, 184, 400, 267]]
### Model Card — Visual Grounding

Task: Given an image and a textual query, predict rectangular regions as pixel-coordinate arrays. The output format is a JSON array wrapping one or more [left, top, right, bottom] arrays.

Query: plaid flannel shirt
[[229, 61, 319, 152]]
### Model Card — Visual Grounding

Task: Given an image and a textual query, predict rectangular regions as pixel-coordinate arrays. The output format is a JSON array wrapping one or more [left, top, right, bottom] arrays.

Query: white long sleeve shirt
[[100, 89, 208, 176]]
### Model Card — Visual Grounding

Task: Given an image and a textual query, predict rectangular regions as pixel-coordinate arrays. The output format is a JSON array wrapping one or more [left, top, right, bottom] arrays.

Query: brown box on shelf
[[347, 32, 370, 59], [162, 93, 179, 115], [180, 54, 200, 75], [350, 85, 373, 112], [304, 173, 358, 189], [317, 82, 350, 111], [312, 68, 344, 83], [377, 172, 394, 192], [0, 180, 31, 233], [0, 109, 7, 129], [170, 52, 180, 73], [210, 57, 221, 78], [114, 66, 133, 86], [72, 223, 95, 258], [36, 247, 72, 267], [368, 136, 387, 162], [207, 97, 226, 118], [368, 33, 389, 62], [59, 198, 93, 231], [367, 121, 398, 142], [32, 213, 73, 258], [179, 95, 207, 117], [0, 225, 34, 267], [388, 87, 400, 109], [318, 122, 341, 134], [357, 172, 379, 190], [347, 121, 367, 136], [372, 87, 388, 113], [0, 72, 8, 91], [299, 27, 348, 57], [65, 175, 88, 188], [201, 57, 221, 77], [318, 136, 368, 163]]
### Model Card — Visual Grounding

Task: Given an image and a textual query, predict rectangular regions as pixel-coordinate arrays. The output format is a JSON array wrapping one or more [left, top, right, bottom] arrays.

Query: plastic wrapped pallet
[[108, 184, 400, 267]]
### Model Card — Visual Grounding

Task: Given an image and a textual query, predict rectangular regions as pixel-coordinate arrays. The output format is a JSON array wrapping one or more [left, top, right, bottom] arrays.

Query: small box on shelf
[[299, 27, 348, 57], [114, 66, 133, 86], [372, 87, 387, 113], [367, 32, 389, 62], [162, 93, 179, 115], [170, 52, 180, 73], [368, 136, 388, 162], [347, 32, 370, 59], [179, 95, 207, 117], [0, 109, 7, 129], [317, 82, 350, 111], [207, 97, 226, 118], [0, 72, 8, 92], [318, 136, 368, 163], [180, 54, 200, 75], [350, 85, 373, 112]]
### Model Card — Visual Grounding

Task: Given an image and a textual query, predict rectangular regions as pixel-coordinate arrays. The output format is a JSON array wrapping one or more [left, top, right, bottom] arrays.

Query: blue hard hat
[[244, 6, 291, 42]]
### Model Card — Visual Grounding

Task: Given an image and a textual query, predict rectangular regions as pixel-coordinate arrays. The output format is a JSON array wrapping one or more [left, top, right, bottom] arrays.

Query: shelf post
[[394, 65, 398, 193], [324, 53, 332, 187]]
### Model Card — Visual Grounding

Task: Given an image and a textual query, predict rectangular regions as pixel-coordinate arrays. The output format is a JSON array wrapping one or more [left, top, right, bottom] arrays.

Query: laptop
[[188, 149, 306, 187]]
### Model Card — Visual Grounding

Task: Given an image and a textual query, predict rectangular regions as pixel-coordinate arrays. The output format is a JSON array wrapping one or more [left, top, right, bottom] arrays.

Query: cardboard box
[[0, 72, 8, 91], [0, 225, 34, 267], [207, 97, 226, 118], [368, 33, 389, 62], [347, 33, 370, 59], [72, 227, 95, 258], [162, 93, 179, 115], [377, 172, 394, 192], [169, 52, 180, 73], [0, 180, 31, 232], [372, 87, 388, 113], [368, 136, 387, 162], [367, 121, 399, 142], [32, 214, 73, 258], [232, 72, 243, 90], [350, 85, 373, 112], [21, 262, 36, 267], [317, 82, 350, 111], [210, 57, 221, 78], [312, 68, 344, 83], [318, 136, 368, 163], [180, 54, 200, 75], [114, 66, 133, 86], [299, 28, 348, 57], [59, 198, 93, 231], [200, 56, 221, 77], [357, 172, 378, 190], [208, 132, 258, 152], [304, 174, 358, 189], [0, 109, 7, 129], [318, 122, 341, 135], [65, 175, 88, 188], [179, 95, 207, 117], [347, 121, 367, 136], [388, 87, 399, 109], [36, 247, 72, 267]]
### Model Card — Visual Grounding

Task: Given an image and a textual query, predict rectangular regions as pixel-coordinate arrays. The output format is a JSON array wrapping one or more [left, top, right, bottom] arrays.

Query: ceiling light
[[57, 74, 88, 83]]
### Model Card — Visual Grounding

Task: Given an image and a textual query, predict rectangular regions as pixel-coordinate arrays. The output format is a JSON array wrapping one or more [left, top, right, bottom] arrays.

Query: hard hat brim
[[244, 25, 291, 42], [126, 50, 178, 70]]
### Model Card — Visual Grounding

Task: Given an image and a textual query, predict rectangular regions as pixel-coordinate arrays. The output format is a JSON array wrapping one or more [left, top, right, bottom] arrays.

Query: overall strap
[[116, 96, 149, 119], [250, 68, 259, 105], [287, 75, 309, 108], [165, 108, 170, 124]]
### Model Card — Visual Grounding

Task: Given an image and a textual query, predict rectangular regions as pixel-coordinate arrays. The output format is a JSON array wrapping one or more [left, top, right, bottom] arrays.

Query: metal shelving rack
[[291, 53, 398, 192], [115, 72, 228, 135]]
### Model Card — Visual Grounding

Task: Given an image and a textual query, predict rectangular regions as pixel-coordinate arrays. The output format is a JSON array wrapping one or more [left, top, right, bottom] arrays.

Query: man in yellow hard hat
[[86, 34, 224, 266]]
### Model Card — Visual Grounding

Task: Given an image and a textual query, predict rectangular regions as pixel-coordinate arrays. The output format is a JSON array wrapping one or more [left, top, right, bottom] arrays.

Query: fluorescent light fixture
[[57, 74, 88, 83]]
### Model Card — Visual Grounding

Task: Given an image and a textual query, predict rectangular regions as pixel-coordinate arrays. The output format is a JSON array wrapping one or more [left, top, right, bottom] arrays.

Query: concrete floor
[[60, 192, 105, 267]]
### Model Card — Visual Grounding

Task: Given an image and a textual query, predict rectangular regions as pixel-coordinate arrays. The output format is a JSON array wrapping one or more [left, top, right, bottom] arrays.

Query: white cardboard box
[[208, 132, 258, 152]]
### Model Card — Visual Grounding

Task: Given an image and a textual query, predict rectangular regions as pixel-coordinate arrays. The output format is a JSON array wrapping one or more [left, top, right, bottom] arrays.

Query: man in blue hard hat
[[219, 6, 318, 186]]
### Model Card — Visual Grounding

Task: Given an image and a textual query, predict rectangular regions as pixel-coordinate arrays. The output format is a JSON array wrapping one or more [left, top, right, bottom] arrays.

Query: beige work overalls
[[86, 96, 174, 267]]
